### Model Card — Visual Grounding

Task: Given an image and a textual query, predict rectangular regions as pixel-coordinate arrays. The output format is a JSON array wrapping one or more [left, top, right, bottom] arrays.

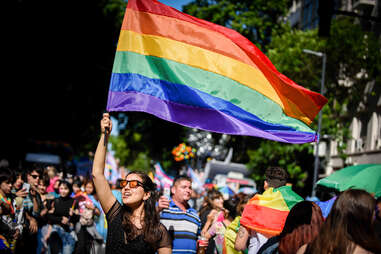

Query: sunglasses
[[30, 174, 40, 179], [120, 180, 143, 189]]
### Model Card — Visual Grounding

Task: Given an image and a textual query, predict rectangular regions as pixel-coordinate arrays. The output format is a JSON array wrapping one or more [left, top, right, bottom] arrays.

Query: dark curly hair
[[265, 166, 288, 188], [121, 171, 161, 247]]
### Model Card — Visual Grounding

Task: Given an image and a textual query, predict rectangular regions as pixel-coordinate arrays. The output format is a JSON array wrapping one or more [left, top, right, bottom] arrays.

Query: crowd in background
[[0, 162, 122, 254], [1, 159, 381, 254]]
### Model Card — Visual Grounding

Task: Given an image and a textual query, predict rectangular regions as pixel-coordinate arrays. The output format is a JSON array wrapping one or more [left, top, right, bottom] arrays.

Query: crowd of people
[[0, 161, 115, 254], [1, 113, 381, 254]]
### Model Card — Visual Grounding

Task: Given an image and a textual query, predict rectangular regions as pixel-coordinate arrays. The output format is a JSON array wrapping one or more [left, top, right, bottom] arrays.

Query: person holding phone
[[157, 175, 202, 254], [92, 113, 172, 254], [18, 167, 46, 253]]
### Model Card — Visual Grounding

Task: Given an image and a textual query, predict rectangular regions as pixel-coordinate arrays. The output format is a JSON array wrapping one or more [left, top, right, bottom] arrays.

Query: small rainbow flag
[[106, 0, 327, 144], [240, 186, 303, 238]]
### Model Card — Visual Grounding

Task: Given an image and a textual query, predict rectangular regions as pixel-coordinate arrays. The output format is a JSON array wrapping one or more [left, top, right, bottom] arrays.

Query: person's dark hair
[[84, 178, 95, 195], [72, 179, 82, 188], [121, 171, 162, 246], [307, 189, 381, 254], [40, 172, 50, 187], [172, 175, 192, 187], [265, 166, 288, 188], [278, 201, 324, 254], [199, 189, 223, 215], [27, 165, 43, 176], [235, 193, 253, 216], [223, 198, 238, 220], [13, 168, 24, 179], [115, 178, 123, 190], [58, 180, 73, 196], [376, 196, 381, 218], [0, 167, 14, 185]]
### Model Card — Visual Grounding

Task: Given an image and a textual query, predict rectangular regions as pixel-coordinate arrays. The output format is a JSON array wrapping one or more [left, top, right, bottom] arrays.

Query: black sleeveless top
[[105, 201, 172, 254]]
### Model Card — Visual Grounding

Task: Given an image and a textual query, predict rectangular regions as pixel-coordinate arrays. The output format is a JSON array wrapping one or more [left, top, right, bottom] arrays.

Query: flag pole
[[104, 110, 109, 147]]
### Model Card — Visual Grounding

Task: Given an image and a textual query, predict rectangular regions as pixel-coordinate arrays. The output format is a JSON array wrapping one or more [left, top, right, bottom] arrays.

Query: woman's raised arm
[[92, 113, 116, 214]]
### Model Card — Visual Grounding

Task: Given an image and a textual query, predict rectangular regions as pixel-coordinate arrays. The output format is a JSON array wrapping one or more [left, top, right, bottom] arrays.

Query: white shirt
[[248, 230, 268, 254]]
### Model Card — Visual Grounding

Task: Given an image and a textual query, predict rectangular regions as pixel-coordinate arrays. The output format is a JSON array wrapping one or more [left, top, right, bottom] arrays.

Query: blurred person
[[92, 113, 172, 254], [158, 175, 201, 254], [84, 179, 95, 196], [111, 179, 123, 203], [236, 167, 303, 254], [72, 178, 97, 246], [199, 189, 224, 228], [74, 178, 104, 254], [203, 198, 239, 254], [11, 168, 27, 236], [35, 173, 52, 254], [258, 201, 324, 254], [0, 167, 22, 253], [374, 196, 381, 241], [46, 166, 59, 194], [199, 189, 226, 254], [88, 189, 107, 253], [72, 179, 83, 198], [42, 180, 79, 254], [223, 193, 252, 254], [19, 166, 46, 253], [38, 173, 54, 207], [11, 169, 25, 197], [48, 177, 61, 199], [297, 189, 381, 254]]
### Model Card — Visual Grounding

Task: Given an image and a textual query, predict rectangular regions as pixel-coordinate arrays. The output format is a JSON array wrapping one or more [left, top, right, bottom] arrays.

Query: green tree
[[182, 0, 292, 50], [109, 112, 187, 173], [246, 17, 381, 196], [268, 17, 381, 155]]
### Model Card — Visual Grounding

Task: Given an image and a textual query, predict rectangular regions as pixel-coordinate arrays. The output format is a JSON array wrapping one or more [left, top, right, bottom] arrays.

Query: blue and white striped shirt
[[160, 200, 201, 254]]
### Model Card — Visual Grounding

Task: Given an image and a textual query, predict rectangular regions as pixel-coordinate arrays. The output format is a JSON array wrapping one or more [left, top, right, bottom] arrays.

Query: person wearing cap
[[234, 167, 302, 254]]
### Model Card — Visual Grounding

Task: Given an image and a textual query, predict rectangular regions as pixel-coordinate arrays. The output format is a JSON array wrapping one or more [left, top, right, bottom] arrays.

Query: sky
[[159, 0, 193, 11]]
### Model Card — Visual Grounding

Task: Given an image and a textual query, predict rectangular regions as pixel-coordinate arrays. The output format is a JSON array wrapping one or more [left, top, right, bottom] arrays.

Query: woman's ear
[[143, 191, 151, 201]]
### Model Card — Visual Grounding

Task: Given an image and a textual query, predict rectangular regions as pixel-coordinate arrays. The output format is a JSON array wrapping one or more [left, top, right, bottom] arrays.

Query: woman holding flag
[[92, 113, 172, 254]]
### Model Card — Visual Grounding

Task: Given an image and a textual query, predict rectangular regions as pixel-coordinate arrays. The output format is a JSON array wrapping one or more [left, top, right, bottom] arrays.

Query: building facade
[[287, 0, 381, 177]]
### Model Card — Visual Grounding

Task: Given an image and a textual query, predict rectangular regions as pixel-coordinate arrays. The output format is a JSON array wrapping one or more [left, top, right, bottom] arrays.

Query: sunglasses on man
[[120, 180, 143, 189], [30, 174, 40, 179]]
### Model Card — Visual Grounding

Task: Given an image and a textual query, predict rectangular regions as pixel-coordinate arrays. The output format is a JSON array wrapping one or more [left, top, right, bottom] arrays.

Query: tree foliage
[[249, 17, 381, 194], [183, 0, 292, 50], [181, 0, 380, 195], [109, 112, 187, 173]]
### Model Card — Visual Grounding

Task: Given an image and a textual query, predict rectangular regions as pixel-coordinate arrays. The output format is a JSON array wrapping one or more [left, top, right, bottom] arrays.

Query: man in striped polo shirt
[[158, 175, 201, 254]]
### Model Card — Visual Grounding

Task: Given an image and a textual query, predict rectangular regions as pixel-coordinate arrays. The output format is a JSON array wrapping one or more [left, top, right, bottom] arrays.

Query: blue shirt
[[160, 200, 201, 254], [112, 190, 122, 204], [88, 195, 107, 242]]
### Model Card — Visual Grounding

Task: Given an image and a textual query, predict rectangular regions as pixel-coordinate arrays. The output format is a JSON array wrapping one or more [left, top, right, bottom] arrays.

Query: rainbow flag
[[240, 186, 303, 238], [106, 0, 328, 144]]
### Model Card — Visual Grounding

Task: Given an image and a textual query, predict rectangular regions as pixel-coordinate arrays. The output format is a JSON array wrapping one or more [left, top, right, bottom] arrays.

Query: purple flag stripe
[[107, 91, 317, 144]]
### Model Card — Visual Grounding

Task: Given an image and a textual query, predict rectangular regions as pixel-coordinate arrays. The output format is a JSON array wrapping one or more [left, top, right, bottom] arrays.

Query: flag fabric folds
[[240, 186, 303, 238], [104, 152, 119, 185], [154, 162, 173, 188], [106, 0, 328, 144], [187, 166, 204, 192]]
